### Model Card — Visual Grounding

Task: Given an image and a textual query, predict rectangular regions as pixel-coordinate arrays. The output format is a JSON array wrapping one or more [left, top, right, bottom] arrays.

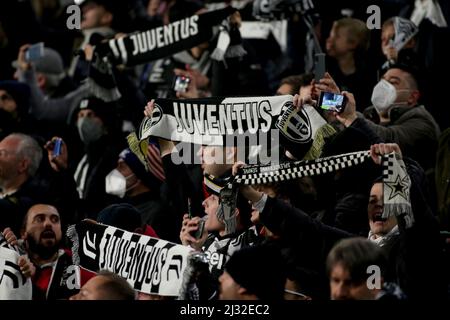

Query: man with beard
[[4, 204, 94, 299]]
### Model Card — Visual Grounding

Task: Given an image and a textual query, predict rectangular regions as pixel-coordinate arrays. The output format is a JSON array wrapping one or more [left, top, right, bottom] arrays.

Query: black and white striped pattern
[[232, 149, 414, 229], [381, 153, 413, 228], [0, 247, 32, 299], [234, 150, 371, 185]]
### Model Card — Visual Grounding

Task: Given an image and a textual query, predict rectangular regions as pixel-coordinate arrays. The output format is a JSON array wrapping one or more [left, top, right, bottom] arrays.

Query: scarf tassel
[[66, 224, 80, 265]]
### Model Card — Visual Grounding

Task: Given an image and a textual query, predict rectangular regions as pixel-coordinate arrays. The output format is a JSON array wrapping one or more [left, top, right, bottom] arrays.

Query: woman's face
[[202, 194, 224, 232], [368, 183, 397, 237]]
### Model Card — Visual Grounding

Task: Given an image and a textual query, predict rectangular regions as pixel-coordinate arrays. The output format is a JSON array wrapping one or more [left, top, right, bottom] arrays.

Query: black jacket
[[259, 157, 446, 300]]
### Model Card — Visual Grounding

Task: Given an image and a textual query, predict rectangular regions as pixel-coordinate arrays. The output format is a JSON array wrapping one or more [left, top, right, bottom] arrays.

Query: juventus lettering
[[130, 16, 199, 56], [68, 222, 193, 296], [173, 100, 273, 135], [99, 228, 171, 291]]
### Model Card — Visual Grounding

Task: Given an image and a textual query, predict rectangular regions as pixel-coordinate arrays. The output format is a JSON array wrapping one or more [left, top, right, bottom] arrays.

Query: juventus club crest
[[275, 101, 312, 144], [139, 103, 163, 139]]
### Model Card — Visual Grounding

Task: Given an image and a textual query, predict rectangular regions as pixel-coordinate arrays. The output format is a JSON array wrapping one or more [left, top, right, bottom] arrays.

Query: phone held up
[[318, 91, 347, 113], [25, 42, 44, 62], [188, 198, 205, 240], [314, 53, 326, 82], [52, 138, 63, 157], [173, 75, 191, 93]]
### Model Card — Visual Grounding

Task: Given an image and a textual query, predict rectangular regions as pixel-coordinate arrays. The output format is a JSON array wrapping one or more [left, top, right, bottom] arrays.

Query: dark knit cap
[[119, 148, 162, 191], [225, 245, 286, 300], [97, 203, 142, 232], [0, 80, 30, 116], [78, 96, 120, 131]]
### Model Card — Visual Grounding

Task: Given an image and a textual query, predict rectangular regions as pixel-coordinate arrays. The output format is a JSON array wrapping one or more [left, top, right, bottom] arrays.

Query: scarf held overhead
[[232, 150, 413, 227], [97, 6, 236, 67], [137, 95, 304, 144], [88, 6, 235, 101], [67, 221, 193, 296]]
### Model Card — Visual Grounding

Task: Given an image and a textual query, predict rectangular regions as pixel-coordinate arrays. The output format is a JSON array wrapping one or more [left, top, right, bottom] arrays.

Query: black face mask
[[26, 231, 59, 260], [0, 109, 19, 135]]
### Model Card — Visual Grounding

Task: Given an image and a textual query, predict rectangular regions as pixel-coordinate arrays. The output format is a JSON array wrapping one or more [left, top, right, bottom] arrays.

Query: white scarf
[[410, 0, 448, 27], [368, 225, 400, 247]]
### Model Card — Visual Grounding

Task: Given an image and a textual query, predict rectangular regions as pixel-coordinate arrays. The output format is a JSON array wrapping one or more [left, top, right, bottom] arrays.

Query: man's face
[[368, 183, 397, 236], [81, 3, 112, 30], [219, 271, 242, 300], [0, 136, 21, 189], [202, 194, 223, 232], [0, 89, 17, 113], [329, 263, 376, 300], [69, 276, 108, 300], [116, 159, 138, 193], [77, 108, 103, 124], [22, 204, 62, 259], [326, 25, 352, 58], [382, 68, 414, 105]]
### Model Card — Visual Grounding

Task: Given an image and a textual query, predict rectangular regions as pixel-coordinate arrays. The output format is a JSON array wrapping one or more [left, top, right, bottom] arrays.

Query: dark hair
[[96, 270, 136, 300], [21, 204, 59, 235], [286, 265, 324, 300], [326, 237, 387, 284], [279, 73, 314, 95], [225, 244, 286, 300]]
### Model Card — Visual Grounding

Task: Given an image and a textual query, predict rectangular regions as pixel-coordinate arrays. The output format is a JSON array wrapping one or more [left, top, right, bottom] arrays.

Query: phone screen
[[52, 138, 62, 157], [173, 75, 190, 93], [319, 92, 346, 113]]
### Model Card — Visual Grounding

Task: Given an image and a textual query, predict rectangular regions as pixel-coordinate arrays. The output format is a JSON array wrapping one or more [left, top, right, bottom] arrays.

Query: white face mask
[[371, 79, 412, 114], [105, 169, 135, 198], [371, 79, 397, 113]]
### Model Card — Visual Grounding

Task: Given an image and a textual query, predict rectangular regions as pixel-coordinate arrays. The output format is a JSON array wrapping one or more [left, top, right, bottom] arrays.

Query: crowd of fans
[[0, 0, 449, 300]]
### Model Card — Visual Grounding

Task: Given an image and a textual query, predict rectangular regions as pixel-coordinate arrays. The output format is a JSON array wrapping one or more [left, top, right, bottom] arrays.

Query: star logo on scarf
[[385, 174, 409, 201]]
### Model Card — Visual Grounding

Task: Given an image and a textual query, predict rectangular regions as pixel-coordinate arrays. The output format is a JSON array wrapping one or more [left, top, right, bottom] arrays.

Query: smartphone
[[52, 138, 62, 157], [25, 42, 44, 62], [314, 53, 326, 82], [188, 198, 205, 239], [318, 91, 347, 113], [193, 218, 205, 239], [173, 75, 190, 93]]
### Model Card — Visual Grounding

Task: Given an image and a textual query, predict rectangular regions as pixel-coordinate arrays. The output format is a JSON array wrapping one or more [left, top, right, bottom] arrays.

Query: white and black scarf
[[0, 235, 32, 300], [233, 151, 414, 227], [392, 17, 419, 51], [88, 7, 236, 102], [67, 220, 194, 296], [127, 95, 327, 169]]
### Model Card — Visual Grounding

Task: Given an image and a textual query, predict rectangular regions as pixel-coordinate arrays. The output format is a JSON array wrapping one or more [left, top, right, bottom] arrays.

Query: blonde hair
[[334, 18, 370, 52]]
